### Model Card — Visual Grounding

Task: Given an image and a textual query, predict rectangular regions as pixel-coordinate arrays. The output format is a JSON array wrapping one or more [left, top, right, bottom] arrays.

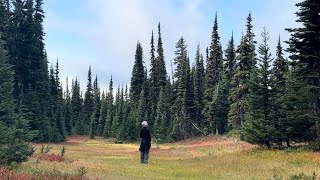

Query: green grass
[[17, 136, 320, 179]]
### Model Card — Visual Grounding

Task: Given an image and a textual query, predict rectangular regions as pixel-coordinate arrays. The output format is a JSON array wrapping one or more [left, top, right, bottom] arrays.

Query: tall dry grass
[[16, 136, 320, 179]]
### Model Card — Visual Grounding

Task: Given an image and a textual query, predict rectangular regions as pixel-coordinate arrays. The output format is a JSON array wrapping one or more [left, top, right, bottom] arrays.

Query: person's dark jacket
[[139, 127, 151, 152]]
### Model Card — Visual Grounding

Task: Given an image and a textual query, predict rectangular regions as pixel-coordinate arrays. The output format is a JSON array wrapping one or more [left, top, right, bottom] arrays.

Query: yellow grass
[[18, 136, 320, 179]]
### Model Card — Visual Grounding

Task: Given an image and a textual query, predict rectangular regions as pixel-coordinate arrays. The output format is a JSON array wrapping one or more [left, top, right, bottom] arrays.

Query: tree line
[[0, 0, 319, 165]]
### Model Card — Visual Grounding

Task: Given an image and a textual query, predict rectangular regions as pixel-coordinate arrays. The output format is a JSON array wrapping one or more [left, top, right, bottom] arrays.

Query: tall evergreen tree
[[130, 41, 144, 108], [89, 76, 100, 138], [154, 87, 171, 141], [97, 91, 107, 136], [83, 66, 94, 133], [64, 77, 73, 135], [0, 38, 34, 165], [286, 0, 320, 142], [209, 70, 229, 134], [271, 37, 288, 146], [156, 23, 167, 89], [203, 13, 223, 133], [71, 78, 84, 135], [103, 77, 114, 138], [225, 33, 236, 81], [193, 45, 205, 131], [242, 28, 275, 148], [228, 13, 256, 129], [171, 37, 192, 140]]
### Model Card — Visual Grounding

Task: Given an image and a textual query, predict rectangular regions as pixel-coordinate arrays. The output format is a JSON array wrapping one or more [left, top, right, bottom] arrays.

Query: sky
[[43, 0, 300, 91]]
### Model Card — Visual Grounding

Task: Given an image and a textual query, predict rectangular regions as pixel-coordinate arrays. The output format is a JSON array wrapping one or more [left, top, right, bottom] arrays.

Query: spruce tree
[[225, 33, 236, 81], [210, 70, 229, 134], [0, 37, 34, 165], [203, 13, 223, 133], [97, 91, 107, 136], [193, 45, 205, 131], [286, 0, 320, 142], [155, 87, 171, 141], [64, 77, 73, 135], [228, 13, 256, 129], [156, 23, 167, 89], [271, 37, 288, 146], [71, 78, 84, 135], [83, 66, 94, 134], [171, 37, 191, 140], [103, 77, 114, 138], [129, 41, 144, 108], [242, 28, 275, 148], [89, 76, 100, 138]]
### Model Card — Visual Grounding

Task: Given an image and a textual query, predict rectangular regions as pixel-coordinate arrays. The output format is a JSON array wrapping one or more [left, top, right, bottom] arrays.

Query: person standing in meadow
[[139, 121, 151, 164]]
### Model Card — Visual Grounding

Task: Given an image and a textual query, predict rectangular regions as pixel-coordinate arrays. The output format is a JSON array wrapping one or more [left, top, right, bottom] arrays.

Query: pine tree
[[228, 13, 256, 129], [271, 37, 288, 146], [283, 69, 313, 143], [89, 76, 100, 138], [54, 61, 66, 141], [0, 36, 34, 165], [193, 45, 205, 132], [103, 77, 114, 138], [209, 70, 229, 135], [225, 33, 236, 81], [286, 0, 320, 142], [157, 23, 167, 89], [71, 78, 84, 135], [171, 37, 191, 140], [97, 91, 107, 136], [203, 13, 223, 133], [64, 77, 73, 135], [111, 86, 121, 137], [83, 66, 94, 134], [129, 41, 144, 108], [242, 28, 275, 148]]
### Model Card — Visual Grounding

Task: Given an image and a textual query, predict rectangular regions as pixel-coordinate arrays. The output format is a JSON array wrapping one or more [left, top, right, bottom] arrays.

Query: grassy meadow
[[14, 136, 320, 179]]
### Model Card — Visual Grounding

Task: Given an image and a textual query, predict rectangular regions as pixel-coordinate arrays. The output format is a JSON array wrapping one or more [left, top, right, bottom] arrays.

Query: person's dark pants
[[140, 150, 149, 163]]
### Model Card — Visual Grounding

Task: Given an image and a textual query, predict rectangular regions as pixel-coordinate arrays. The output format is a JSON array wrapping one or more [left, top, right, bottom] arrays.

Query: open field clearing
[[13, 136, 320, 179]]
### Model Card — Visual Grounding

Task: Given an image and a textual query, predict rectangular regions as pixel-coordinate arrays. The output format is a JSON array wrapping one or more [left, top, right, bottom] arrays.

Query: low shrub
[[38, 153, 65, 162]]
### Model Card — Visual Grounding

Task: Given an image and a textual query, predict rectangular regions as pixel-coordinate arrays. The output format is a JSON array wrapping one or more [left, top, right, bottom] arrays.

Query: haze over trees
[[0, 0, 319, 165]]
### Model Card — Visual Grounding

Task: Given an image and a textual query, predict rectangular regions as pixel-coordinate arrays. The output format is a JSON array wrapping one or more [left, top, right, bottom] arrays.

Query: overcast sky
[[43, 0, 299, 91]]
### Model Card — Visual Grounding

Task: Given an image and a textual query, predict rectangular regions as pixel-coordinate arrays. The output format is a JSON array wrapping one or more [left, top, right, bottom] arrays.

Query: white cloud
[[44, 0, 300, 90]]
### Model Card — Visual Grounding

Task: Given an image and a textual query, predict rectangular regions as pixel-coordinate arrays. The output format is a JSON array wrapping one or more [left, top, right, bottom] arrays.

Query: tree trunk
[[316, 120, 320, 143], [265, 140, 271, 149], [286, 139, 291, 147]]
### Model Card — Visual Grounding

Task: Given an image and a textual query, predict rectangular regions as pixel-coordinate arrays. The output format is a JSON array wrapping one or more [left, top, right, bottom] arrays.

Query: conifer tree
[[103, 77, 114, 138], [210, 70, 229, 135], [97, 91, 107, 136], [71, 78, 84, 135], [193, 45, 205, 131], [271, 37, 288, 145], [0, 37, 34, 165], [242, 28, 275, 148], [89, 76, 100, 138], [171, 37, 191, 140], [286, 0, 320, 142], [83, 66, 94, 133], [228, 13, 256, 129], [130, 42, 144, 108], [225, 33, 236, 81], [157, 23, 167, 89], [203, 13, 223, 133], [64, 77, 73, 135]]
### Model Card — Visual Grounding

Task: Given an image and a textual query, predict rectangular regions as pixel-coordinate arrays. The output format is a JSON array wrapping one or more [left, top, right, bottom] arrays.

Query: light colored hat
[[141, 121, 148, 127]]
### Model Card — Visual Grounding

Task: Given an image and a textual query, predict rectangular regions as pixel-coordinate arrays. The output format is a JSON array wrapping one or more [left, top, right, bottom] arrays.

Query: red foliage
[[38, 153, 65, 162], [0, 168, 35, 180]]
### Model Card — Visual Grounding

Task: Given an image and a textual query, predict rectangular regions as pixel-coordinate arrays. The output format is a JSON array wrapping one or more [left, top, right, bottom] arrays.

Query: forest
[[0, 0, 319, 166]]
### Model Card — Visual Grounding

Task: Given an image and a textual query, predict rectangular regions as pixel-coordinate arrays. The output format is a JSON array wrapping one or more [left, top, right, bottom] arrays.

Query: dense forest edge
[[0, 0, 319, 166]]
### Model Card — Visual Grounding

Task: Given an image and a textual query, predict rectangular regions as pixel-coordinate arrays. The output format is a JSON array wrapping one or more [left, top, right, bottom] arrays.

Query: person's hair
[[141, 121, 148, 127]]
